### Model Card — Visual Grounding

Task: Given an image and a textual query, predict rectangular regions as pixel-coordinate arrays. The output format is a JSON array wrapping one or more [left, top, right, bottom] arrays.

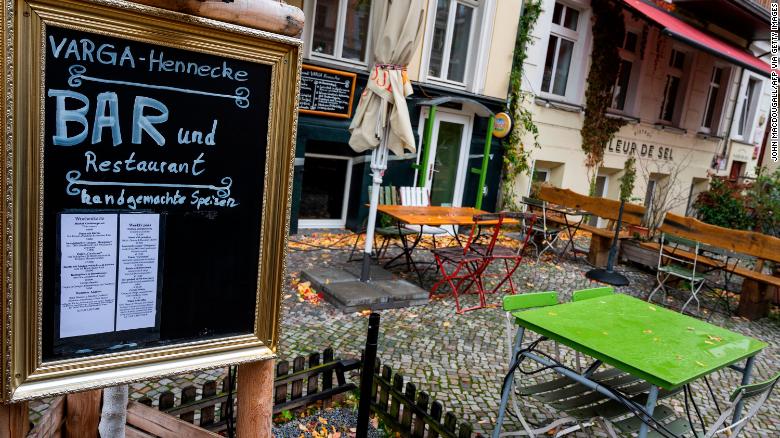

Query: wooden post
[[738, 259, 772, 320], [0, 402, 29, 438], [65, 389, 102, 438], [236, 359, 275, 438]]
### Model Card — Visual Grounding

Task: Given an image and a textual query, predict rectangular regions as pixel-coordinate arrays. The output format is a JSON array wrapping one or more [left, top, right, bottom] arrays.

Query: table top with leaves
[[513, 294, 767, 390]]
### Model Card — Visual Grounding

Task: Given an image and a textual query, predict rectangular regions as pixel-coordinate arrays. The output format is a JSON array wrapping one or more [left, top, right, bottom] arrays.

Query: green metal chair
[[572, 286, 615, 302], [496, 290, 684, 438], [648, 234, 707, 315], [606, 372, 780, 437]]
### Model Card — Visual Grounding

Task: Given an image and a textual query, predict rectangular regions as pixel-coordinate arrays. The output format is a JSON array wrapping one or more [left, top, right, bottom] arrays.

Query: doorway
[[416, 110, 473, 207]]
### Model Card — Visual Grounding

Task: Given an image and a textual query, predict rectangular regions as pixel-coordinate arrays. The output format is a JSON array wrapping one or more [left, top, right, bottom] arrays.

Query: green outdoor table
[[493, 294, 767, 438]]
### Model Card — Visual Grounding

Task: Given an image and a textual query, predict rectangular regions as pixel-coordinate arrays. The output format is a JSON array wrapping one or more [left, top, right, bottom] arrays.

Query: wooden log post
[[65, 389, 102, 438], [0, 402, 29, 438], [125, 0, 304, 37], [236, 359, 275, 438], [738, 260, 773, 320]]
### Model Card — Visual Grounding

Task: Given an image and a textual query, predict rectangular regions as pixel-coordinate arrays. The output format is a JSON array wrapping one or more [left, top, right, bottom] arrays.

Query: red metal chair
[[473, 212, 537, 296], [430, 212, 536, 313]]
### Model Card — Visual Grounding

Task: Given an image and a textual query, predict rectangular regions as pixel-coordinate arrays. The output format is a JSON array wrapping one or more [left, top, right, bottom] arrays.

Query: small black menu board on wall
[[299, 64, 357, 119], [42, 25, 270, 360]]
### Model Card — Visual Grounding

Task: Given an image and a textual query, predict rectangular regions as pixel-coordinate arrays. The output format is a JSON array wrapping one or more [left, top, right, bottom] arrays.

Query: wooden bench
[[657, 212, 780, 319], [539, 186, 645, 267]]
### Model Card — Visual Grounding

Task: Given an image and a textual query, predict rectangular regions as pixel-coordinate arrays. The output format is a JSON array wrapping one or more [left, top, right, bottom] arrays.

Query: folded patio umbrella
[[349, 0, 425, 282]]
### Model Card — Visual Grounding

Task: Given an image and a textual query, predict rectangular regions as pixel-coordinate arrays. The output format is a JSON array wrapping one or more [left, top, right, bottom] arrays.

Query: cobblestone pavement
[[30, 230, 780, 437], [280, 231, 780, 437]]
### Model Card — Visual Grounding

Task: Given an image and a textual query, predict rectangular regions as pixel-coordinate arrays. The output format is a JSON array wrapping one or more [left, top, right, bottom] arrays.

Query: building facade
[[286, 0, 521, 232], [514, 0, 772, 219]]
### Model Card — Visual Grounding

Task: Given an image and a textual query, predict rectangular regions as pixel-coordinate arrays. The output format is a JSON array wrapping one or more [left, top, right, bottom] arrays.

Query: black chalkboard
[[42, 26, 271, 361], [299, 65, 356, 118]]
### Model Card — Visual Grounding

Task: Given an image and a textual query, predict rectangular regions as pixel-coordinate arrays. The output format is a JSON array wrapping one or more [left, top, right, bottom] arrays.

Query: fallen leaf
[[643, 329, 653, 334]]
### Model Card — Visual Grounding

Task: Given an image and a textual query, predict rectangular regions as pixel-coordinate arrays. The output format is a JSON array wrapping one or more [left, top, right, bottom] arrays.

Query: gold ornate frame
[[1, 0, 300, 402]]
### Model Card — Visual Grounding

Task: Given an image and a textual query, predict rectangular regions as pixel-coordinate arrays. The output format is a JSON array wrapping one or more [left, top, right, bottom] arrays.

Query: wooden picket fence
[[370, 358, 474, 438], [139, 347, 361, 433], [29, 348, 360, 436]]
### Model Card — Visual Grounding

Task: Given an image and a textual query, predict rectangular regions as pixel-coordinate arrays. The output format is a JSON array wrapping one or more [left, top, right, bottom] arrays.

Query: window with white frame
[[658, 48, 688, 124], [541, 2, 581, 96], [310, 0, 372, 64], [427, 0, 478, 84], [700, 65, 729, 134], [610, 30, 639, 112], [736, 76, 762, 140]]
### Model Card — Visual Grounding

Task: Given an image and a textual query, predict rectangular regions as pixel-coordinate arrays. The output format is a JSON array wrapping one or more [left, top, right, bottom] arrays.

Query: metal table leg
[[732, 355, 756, 424], [638, 385, 659, 438], [492, 327, 525, 438]]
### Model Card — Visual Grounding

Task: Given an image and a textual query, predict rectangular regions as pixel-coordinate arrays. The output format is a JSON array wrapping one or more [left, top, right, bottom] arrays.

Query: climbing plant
[[580, 0, 628, 195], [501, 0, 542, 210]]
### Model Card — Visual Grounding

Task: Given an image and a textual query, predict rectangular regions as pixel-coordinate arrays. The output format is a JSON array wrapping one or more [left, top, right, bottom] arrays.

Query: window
[[310, 0, 372, 63], [736, 77, 761, 139], [658, 48, 688, 124], [610, 31, 640, 112], [533, 169, 550, 183], [541, 2, 580, 96], [701, 66, 729, 133], [428, 0, 476, 84]]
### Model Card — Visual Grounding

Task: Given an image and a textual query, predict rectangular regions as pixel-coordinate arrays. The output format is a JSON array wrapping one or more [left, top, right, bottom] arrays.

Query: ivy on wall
[[581, 0, 628, 194], [501, 0, 543, 210]]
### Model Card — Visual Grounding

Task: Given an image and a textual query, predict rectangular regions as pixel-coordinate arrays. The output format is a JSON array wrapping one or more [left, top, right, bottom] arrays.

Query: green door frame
[[413, 106, 495, 209]]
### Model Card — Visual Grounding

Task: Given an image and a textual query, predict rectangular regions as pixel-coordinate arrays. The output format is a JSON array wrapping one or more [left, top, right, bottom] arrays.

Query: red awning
[[622, 0, 770, 76]]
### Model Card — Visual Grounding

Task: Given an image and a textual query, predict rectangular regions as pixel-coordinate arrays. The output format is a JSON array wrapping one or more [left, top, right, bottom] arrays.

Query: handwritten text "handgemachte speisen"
[[46, 35, 252, 211]]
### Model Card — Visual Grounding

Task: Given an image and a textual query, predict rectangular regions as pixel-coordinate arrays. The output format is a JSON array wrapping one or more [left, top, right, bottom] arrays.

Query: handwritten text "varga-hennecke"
[[47, 36, 244, 211], [48, 36, 249, 82]]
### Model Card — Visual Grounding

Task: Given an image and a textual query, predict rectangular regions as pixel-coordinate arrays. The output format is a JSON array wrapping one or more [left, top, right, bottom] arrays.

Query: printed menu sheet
[[59, 213, 161, 338], [117, 214, 160, 331], [60, 214, 119, 337]]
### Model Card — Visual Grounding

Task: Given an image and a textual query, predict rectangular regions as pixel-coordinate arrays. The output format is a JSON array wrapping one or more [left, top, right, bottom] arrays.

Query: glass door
[[421, 111, 472, 207]]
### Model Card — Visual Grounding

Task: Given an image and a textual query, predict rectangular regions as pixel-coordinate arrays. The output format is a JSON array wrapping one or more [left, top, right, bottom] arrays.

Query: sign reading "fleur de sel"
[[608, 137, 675, 161]]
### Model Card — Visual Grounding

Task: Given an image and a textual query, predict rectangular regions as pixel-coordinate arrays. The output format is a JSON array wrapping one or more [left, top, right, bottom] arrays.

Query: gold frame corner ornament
[[1, 0, 301, 402]]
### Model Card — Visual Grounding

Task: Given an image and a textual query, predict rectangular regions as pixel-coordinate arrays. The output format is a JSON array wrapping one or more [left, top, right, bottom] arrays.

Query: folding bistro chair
[[647, 233, 707, 315], [348, 185, 416, 262], [604, 371, 780, 437], [521, 197, 564, 261], [471, 212, 537, 295], [430, 212, 508, 313]]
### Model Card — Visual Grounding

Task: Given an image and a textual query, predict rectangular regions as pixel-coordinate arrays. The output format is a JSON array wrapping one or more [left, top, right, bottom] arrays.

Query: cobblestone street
[[279, 231, 780, 436], [30, 231, 780, 437]]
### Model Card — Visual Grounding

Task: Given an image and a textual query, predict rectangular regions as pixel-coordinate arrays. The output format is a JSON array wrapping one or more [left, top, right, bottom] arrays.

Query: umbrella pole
[[360, 122, 391, 282]]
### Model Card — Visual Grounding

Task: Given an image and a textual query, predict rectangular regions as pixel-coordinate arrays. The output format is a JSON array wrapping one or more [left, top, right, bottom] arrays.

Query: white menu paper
[[59, 214, 118, 338], [116, 214, 160, 331]]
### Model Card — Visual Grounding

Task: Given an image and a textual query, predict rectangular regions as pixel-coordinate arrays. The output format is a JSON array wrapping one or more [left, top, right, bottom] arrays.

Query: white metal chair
[[398, 186, 449, 240], [647, 233, 707, 315]]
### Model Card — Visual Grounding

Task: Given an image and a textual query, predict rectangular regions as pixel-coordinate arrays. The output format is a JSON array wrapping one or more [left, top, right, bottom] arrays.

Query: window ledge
[[605, 112, 640, 124], [653, 123, 687, 135], [535, 97, 584, 113], [695, 132, 723, 141]]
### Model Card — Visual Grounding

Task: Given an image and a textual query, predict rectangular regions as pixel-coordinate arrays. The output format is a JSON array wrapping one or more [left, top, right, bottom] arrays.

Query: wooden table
[[376, 205, 517, 226], [376, 206, 518, 283]]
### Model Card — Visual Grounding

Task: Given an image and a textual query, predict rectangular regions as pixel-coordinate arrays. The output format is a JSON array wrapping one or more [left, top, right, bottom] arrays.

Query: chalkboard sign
[[299, 65, 357, 118], [41, 25, 271, 360]]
